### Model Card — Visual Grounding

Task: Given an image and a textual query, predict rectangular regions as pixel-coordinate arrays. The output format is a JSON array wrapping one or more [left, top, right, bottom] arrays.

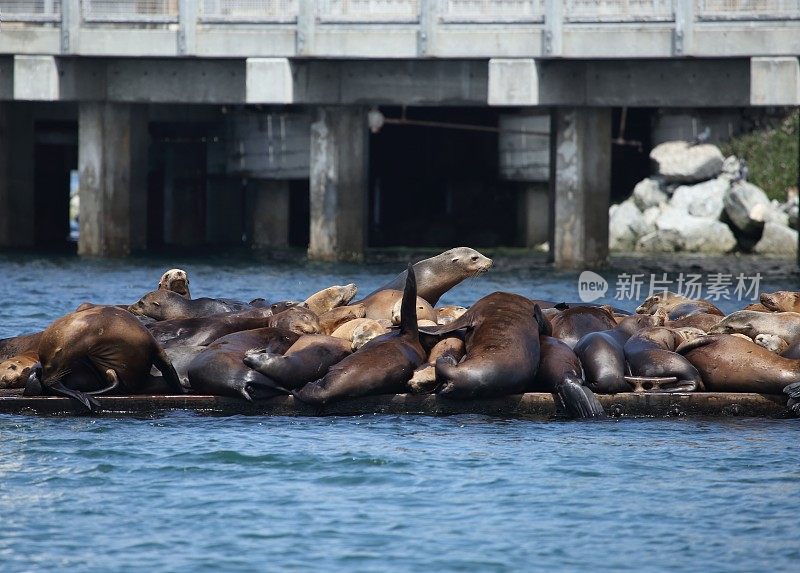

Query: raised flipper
[[553, 376, 606, 419], [784, 382, 800, 416], [153, 347, 187, 394]]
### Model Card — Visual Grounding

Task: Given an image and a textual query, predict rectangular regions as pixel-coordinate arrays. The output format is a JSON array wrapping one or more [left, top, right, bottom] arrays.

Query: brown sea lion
[[708, 310, 800, 345], [754, 333, 789, 354], [533, 336, 605, 419], [549, 305, 618, 349], [636, 291, 723, 319], [743, 303, 772, 312], [293, 265, 426, 405], [422, 292, 549, 400], [0, 331, 42, 362], [187, 328, 300, 400], [678, 334, 800, 394], [159, 268, 190, 298], [364, 247, 493, 305], [331, 318, 389, 349], [436, 305, 468, 325], [358, 289, 436, 323], [318, 304, 367, 335], [623, 327, 703, 392], [666, 312, 722, 332], [243, 334, 352, 391], [0, 351, 39, 389], [760, 291, 800, 313], [407, 337, 465, 394], [304, 284, 358, 316], [129, 289, 251, 321], [27, 306, 183, 411]]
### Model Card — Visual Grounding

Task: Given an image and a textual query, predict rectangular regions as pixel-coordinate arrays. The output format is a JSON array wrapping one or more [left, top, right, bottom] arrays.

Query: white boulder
[[650, 141, 724, 183], [638, 206, 737, 253], [754, 222, 798, 256], [609, 199, 648, 251], [669, 177, 728, 219], [723, 181, 772, 236], [632, 178, 668, 210]]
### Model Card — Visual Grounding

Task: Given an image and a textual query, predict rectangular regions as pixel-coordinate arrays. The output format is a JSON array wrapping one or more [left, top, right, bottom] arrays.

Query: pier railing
[[1, 0, 799, 57]]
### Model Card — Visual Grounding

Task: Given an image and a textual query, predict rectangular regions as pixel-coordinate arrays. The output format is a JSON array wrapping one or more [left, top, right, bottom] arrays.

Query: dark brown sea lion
[[708, 310, 800, 345], [304, 284, 358, 316], [318, 304, 367, 335], [243, 334, 352, 391], [0, 331, 41, 362], [129, 290, 251, 321], [636, 291, 723, 319], [187, 328, 300, 400], [549, 306, 618, 349], [0, 351, 39, 389], [678, 334, 800, 394], [623, 327, 703, 392], [533, 336, 605, 419], [148, 305, 319, 347], [293, 265, 425, 405], [573, 313, 666, 394], [760, 291, 800, 313], [27, 306, 183, 411], [365, 247, 493, 306], [422, 292, 549, 400], [158, 268, 190, 298]]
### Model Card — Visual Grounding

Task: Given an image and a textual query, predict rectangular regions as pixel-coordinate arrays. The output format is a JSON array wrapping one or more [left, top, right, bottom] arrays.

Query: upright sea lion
[[318, 304, 367, 335], [27, 306, 183, 411], [187, 328, 300, 400], [129, 289, 251, 321], [533, 336, 605, 419], [304, 284, 358, 316], [159, 268, 190, 298], [293, 265, 426, 405], [709, 310, 800, 345], [0, 331, 42, 362], [243, 334, 352, 391], [423, 292, 548, 400], [636, 291, 723, 319], [365, 247, 493, 305], [760, 291, 800, 313], [549, 306, 618, 349], [623, 327, 703, 392], [678, 334, 800, 394]]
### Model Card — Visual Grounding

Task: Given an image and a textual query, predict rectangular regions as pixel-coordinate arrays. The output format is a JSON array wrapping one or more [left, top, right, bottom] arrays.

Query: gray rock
[[723, 181, 772, 236], [609, 199, 647, 251], [650, 141, 724, 183], [721, 155, 742, 180], [636, 230, 681, 253], [641, 206, 737, 253], [754, 222, 798, 256], [632, 178, 668, 210], [669, 177, 728, 219]]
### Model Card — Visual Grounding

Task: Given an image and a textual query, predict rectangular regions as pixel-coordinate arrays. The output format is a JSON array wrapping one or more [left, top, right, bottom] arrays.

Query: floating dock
[[0, 391, 790, 419]]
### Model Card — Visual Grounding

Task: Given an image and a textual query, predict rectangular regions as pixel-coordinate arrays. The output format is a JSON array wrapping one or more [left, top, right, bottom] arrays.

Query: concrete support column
[[0, 103, 36, 248], [248, 179, 290, 249], [518, 183, 550, 248], [78, 102, 148, 256], [549, 107, 611, 268], [308, 106, 368, 262]]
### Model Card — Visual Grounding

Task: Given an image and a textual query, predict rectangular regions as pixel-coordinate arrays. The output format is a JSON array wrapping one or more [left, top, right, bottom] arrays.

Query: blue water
[[0, 252, 798, 572]]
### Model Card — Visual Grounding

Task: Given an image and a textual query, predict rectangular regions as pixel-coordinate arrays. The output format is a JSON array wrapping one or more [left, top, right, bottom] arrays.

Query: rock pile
[[610, 141, 798, 255]]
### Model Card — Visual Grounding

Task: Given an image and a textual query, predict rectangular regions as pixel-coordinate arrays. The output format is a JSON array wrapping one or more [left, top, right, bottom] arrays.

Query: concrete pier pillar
[[248, 179, 290, 249], [78, 102, 148, 256], [0, 103, 36, 248], [549, 107, 612, 268], [518, 183, 550, 248], [308, 106, 367, 262]]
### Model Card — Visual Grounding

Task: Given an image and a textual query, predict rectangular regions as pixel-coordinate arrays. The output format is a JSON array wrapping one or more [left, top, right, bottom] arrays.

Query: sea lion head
[[271, 305, 320, 335], [128, 289, 180, 321], [760, 291, 800, 313], [158, 268, 190, 298], [445, 247, 493, 275]]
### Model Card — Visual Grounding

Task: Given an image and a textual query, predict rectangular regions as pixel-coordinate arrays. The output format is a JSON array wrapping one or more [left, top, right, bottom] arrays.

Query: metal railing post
[[544, 0, 563, 57], [675, 0, 695, 56], [178, 0, 197, 55]]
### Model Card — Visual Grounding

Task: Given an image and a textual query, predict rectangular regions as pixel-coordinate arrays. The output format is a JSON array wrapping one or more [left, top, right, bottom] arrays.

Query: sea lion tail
[[400, 263, 418, 337], [554, 376, 606, 420]]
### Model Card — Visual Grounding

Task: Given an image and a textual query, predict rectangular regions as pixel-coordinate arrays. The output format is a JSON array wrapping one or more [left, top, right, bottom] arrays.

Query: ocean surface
[[0, 251, 798, 572]]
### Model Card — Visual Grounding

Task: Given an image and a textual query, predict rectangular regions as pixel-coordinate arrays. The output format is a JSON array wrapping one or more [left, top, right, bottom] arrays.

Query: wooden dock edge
[[0, 392, 791, 419]]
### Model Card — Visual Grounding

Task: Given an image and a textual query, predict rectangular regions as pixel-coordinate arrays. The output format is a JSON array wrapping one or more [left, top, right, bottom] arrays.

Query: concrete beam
[[308, 106, 368, 262], [0, 103, 35, 248], [488, 59, 539, 106], [750, 57, 800, 106], [246, 58, 294, 104], [78, 103, 148, 256], [549, 107, 611, 269], [13, 55, 59, 101]]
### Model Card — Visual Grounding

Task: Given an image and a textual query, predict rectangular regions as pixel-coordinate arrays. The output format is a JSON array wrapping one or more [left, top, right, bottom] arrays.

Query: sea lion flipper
[[533, 304, 551, 336], [85, 369, 120, 396], [49, 380, 100, 412], [554, 378, 606, 420], [783, 382, 800, 399], [153, 348, 187, 394], [399, 264, 419, 337]]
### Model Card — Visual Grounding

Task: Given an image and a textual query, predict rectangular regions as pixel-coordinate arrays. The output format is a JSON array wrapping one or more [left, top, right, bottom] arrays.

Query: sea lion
[[666, 312, 722, 332], [743, 303, 772, 312], [754, 333, 789, 354], [636, 291, 723, 319], [407, 337, 465, 394], [436, 306, 467, 325], [623, 327, 703, 392], [293, 265, 426, 405], [678, 334, 800, 394], [187, 328, 300, 400], [533, 336, 605, 419], [422, 292, 549, 400], [129, 289, 251, 321], [318, 304, 367, 335], [158, 268, 190, 298], [0, 351, 39, 389], [0, 331, 42, 362], [358, 289, 436, 323], [549, 305, 618, 349], [390, 296, 437, 325], [708, 310, 800, 345], [148, 305, 319, 347], [331, 318, 389, 350], [573, 313, 666, 394], [27, 306, 183, 411], [760, 291, 800, 313], [364, 247, 493, 305], [243, 334, 352, 391], [304, 284, 358, 316]]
